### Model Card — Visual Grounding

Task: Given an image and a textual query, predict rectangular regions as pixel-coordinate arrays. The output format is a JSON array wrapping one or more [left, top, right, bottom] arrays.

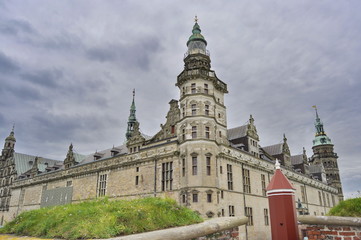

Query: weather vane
[[194, 15, 198, 23]]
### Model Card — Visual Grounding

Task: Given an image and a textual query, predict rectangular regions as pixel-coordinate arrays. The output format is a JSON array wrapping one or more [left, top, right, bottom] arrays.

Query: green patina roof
[[313, 135, 332, 147], [312, 108, 332, 147], [5, 127, 16, 142], [187, 22, 207, 46], [13, 152, 63, 174]]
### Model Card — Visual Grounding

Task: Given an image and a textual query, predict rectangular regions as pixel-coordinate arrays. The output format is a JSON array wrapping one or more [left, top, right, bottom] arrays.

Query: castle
[[0, 20, 343, 239]]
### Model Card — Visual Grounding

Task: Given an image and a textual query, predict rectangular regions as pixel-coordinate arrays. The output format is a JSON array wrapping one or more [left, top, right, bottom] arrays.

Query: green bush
[[328, 197, 361, 217], [0, 197, 202, 239]]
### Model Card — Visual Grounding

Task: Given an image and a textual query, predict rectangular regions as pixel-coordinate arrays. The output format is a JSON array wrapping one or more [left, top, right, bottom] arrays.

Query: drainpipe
[[241, 162, 248, 240], [154, 157, 157, 197]]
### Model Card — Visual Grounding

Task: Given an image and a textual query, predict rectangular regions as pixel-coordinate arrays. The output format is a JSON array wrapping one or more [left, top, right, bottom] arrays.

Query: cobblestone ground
[[0, 235, 55, 240]]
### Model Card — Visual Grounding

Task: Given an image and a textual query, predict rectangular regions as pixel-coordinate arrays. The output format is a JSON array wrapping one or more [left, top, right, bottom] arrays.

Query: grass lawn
[[0, 197, 202, 240]]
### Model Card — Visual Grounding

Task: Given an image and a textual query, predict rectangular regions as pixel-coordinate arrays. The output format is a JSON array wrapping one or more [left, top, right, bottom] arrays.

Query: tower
[[176, 18, 228, 217], [126, 89, 137, 140], [1, 126, 16, 161], [0, 126, 17, 211], [310, 107, 343, 201], [64, 143, 78, 169]]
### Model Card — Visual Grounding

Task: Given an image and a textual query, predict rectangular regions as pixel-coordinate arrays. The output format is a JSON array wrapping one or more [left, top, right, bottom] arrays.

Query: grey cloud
[[0, 18, 36, 36], [20, 69, 63, 88], [3, 84, 42, 101], [86, 37, 161, 70], [0, 51, 19, 74]]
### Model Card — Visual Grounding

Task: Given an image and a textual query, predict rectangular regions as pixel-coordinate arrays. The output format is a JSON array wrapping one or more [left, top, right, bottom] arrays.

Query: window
[[204, 83, 208, 94], [205, 126, 210, 139], [162, 162, 173, 191], [322, 192, 326, 206], [135, 176, 139, 185], [182, 194, 186, 203], [191, 104, 196, 116], [192, 126, 197, 138], [220, 166, 223, 174], [326, 193, 330, 207], [318, 191, 322, 206], [221, 209, 225, 216], [182, 87, 185, 96], [205, 104, 209, 115], [191, 83, 196, 93], [301, 185, 306, 203], [182, 158, 186, 177], [229, 205, 235, 217], [192, 193, 198, 202], [182, 107, 185, 117], [264, 208, 269, 226], [182, 128, 186, 141], [221, 190, 224, 199], [136, 167, 139, 172], [66, 180, 72, 187], [219, 131, 222, 137], [207, 193, 212, 203], [206, 157, 211, 175], [227, 164, 233, 190], [218, 113, 221, 118], [97, 174, 107, 197], [245, 207, 253, 226], [171, 125, 175, 134], [261, 174, 266, 196], [192, 157, 197, 175], [331, 195, 335, 207], [243, 169, 251, 193]]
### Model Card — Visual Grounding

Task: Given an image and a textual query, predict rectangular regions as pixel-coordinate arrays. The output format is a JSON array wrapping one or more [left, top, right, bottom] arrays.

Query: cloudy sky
[[0, 0, 360, 198]]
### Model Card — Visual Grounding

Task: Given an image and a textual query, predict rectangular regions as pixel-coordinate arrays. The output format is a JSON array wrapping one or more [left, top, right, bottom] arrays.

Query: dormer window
[[94, 152, 103, 160]]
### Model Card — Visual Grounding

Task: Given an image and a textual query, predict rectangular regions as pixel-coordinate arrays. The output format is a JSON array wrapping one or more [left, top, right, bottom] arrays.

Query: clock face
[[321, 138, 326, 143]]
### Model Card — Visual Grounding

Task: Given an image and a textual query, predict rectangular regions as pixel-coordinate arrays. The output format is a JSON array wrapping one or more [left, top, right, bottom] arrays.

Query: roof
[[262, 143, 283, 156], [14, 152, 62, 175], [291, 154, 304, 165], [227, 125, 247, 140], [266, 168, 295, 191], [79, 144, 128, 165], [187, 22, 207, 46]]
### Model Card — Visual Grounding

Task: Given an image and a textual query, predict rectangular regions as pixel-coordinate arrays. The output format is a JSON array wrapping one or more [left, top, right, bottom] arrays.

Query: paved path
[[0, 235, 54, 240]]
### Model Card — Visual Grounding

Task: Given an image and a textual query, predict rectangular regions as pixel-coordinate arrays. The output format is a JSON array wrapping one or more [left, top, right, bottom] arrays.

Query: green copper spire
[[312, 106, 332, 146], [5, 124, 16, 142], [187, 17, 207, 46], [126, 89, 137, 140]]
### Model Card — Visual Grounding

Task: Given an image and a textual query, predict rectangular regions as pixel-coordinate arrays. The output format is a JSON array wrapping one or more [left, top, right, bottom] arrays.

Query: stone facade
[[0, 21, 343, 239]]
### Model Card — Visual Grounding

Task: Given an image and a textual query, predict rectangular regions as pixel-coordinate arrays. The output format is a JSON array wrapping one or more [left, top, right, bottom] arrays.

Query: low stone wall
[[298, 216, 361, 240], [195, 227, 239, 240], [100, 217, 248, 240]]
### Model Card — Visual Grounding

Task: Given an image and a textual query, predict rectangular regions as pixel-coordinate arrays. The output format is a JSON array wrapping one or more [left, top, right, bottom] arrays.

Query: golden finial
[[194, 15, 198, 23]]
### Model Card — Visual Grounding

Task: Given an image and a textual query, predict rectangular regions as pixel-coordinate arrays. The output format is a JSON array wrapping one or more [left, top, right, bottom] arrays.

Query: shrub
[[328, 197, 361, 217]]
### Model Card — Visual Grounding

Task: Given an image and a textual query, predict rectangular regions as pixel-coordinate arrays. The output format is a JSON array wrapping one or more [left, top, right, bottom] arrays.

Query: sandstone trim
[[99, 217, 248, 240]]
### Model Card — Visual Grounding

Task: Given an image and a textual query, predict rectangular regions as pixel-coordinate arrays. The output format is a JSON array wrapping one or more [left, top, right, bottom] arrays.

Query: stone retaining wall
[[298, 216, 361, 240], [195, 227, 239, 240], [102, 217, 247, 240]]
